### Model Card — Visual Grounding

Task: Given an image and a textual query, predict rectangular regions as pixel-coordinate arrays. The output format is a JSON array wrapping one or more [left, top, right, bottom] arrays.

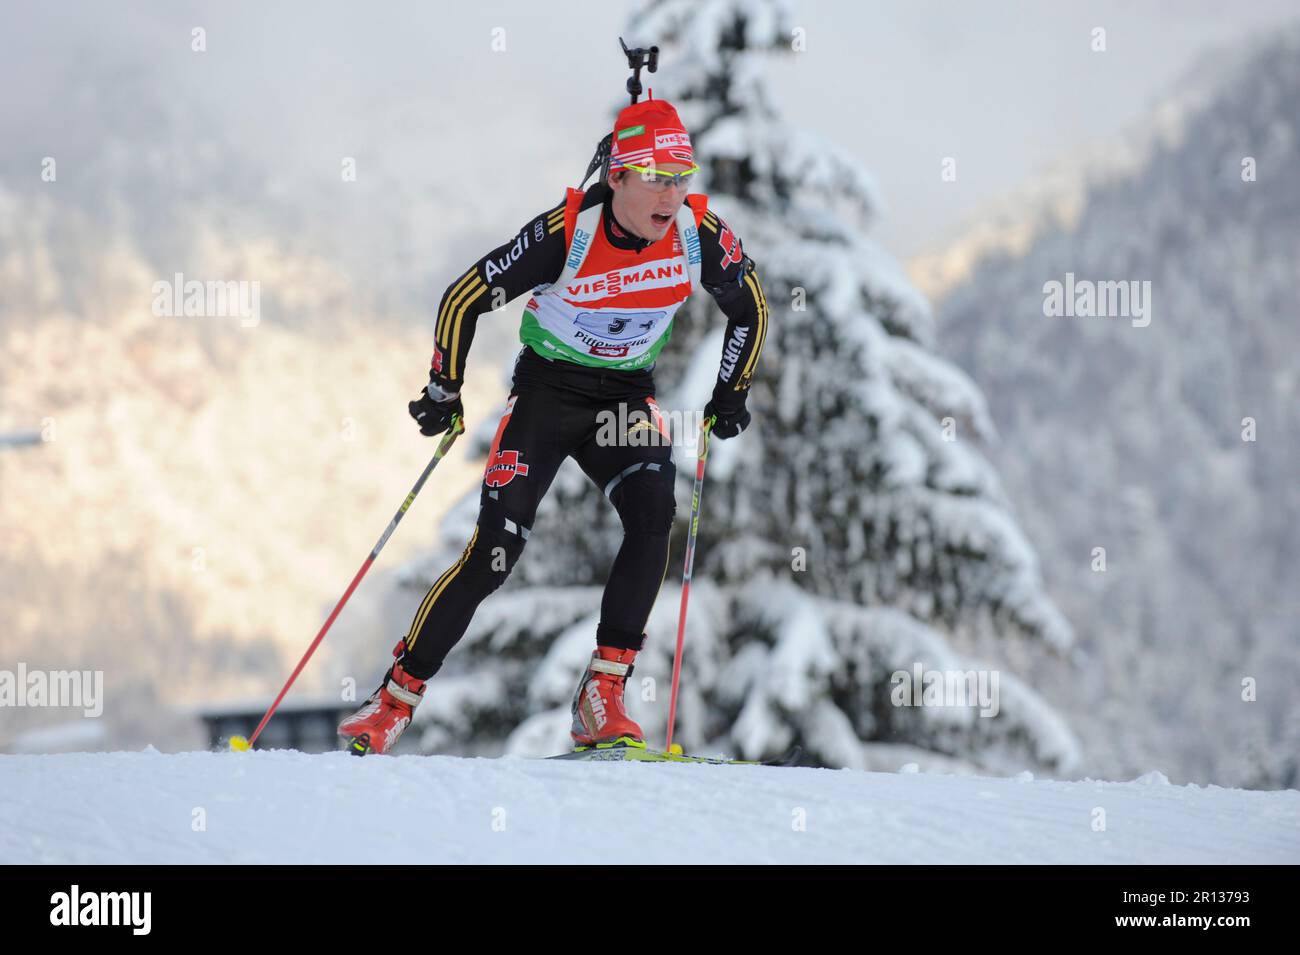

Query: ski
[[330, 733, 801, 764], [548, 743, 801, 766]]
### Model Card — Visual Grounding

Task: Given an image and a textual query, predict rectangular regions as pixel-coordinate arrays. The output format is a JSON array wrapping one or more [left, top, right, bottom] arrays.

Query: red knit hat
[[608, 93, 695, 172]]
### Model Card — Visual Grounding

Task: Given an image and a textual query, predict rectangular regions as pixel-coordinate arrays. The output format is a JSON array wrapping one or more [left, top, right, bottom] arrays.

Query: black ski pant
[[397, 346, 677, 680]]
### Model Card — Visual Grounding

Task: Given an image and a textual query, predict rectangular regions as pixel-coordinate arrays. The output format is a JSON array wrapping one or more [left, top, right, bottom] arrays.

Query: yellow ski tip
[[229, 735, 251, 752]]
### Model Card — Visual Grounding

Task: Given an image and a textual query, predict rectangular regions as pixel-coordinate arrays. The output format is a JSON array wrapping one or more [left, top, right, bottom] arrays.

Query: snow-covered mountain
[[932, 25, 1300, 789], [3, 749, 1296, 863], [906, 35, 1255, 304], [0, 52, 495, 749]]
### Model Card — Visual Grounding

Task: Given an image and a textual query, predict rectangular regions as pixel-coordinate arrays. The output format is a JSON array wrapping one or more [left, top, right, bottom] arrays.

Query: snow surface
[[2, 750, 1296, 864]]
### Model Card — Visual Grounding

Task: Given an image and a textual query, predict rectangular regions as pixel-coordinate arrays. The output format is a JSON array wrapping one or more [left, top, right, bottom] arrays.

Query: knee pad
[[609, 461, 677, 536]]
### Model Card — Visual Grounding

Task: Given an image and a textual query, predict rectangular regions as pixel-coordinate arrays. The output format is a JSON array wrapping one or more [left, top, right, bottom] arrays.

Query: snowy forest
[[935, 24, 1300, 789]]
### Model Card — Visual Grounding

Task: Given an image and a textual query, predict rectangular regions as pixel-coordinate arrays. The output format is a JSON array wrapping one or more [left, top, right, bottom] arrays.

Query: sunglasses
[[621, 162, 700, 190]]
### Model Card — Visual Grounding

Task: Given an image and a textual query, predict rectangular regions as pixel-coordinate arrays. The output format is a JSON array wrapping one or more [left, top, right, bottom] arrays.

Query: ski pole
[[664, 414, 714, 754], [231, 414, 465, 752]]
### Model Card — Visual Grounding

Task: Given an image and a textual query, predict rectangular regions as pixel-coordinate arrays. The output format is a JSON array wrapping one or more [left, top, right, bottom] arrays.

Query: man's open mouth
[[651, 212, 672, 226]]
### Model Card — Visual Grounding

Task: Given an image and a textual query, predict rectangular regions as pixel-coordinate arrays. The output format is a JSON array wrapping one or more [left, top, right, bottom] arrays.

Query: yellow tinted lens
[[627, 163, 698, 187]]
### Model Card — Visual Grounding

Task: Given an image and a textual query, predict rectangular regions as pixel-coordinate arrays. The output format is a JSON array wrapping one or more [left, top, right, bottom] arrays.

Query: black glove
[[703, 393, 751, 440], [408, 379, 463, 436]]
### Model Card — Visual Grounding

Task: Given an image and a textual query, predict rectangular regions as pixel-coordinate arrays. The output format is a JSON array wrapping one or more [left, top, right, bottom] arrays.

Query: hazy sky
[[4, 0, 1296, 259]]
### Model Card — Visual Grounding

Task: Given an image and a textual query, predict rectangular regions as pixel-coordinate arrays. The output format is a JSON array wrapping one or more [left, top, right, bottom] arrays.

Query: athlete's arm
[[427, 200, 569, 392], [698, 210, 768, 399]]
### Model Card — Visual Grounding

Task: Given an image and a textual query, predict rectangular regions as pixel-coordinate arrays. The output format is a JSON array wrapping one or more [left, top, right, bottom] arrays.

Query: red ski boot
[[571, 645, 644, 750], [338, 641, 427, 756]]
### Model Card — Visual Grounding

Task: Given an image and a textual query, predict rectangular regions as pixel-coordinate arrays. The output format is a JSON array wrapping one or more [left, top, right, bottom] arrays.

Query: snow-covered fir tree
[[388, 0, 1079, 775]]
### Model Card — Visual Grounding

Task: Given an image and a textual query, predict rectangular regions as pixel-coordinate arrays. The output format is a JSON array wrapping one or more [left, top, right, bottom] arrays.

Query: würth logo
[[484, 449, 530, 488]]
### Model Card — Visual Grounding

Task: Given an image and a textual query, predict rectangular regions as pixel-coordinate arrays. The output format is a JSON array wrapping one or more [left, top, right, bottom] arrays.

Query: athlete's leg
[[572, 394, 677, 651], [398, 387, 568, 679]]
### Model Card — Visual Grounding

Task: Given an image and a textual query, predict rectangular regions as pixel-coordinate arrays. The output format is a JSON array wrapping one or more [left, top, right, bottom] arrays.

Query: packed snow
[[2, 749, 1296, 864]]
